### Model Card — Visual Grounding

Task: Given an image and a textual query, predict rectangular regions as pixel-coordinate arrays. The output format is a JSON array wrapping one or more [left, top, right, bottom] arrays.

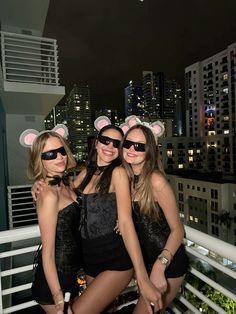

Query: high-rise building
[[142, 71, 164, 120], [124, 80, 144, 117], [65, 84, 93, 161], [95, 108, 120, 125], [185, 43, 236, 174], [142, 71, 183, 136], [185, 43, 236, 138], [44, 102, 68, 130]]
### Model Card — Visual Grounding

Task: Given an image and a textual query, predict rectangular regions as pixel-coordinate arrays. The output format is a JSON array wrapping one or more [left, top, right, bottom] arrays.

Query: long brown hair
[[121, 124, 165, 219], [27, 132, 76, 181]]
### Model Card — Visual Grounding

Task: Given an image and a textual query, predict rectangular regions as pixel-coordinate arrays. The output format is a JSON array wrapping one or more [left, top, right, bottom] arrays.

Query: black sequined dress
[[132, 201, 189, 278], [79, 192, 132, 277], [31, 202, 82, 304]]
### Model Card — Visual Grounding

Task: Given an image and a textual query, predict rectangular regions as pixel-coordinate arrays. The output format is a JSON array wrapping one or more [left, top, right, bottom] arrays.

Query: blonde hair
[[27, 132, 76, 181], [121, 124, 165, 219]]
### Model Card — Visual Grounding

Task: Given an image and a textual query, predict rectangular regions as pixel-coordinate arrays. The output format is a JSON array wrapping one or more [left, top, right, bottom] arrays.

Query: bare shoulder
[[151, 171, 168, 191], [112, 165, 127, 179], [37, 186, 58, 206]]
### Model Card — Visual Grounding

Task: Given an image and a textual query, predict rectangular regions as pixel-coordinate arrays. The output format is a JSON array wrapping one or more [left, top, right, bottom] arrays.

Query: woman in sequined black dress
[[121, 122, 189, 314], [19, 126, 82, 314], [71, 117, 161, 314]]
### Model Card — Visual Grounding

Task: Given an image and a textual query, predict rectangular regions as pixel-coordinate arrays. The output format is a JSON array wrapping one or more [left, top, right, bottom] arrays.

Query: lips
[[102, 149, 116, 156]]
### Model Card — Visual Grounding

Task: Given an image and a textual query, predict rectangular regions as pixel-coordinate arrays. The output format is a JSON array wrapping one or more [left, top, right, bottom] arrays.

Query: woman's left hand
[[150, 262, 168, 295]]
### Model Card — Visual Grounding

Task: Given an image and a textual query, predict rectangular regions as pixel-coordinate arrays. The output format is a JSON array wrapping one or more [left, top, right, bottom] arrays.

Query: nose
[[56, 152, 64, 159], [107, 141, 114, 148], [128, 144, 135, 151]]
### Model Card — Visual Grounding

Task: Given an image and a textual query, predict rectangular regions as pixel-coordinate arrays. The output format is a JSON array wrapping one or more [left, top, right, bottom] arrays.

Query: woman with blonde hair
[[120, 116, 189, 314], [20, 125, 82, 314]]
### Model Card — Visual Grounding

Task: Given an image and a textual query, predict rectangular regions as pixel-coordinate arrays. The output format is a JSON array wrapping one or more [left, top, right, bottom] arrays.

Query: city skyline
[[44, 0, 236, 110]]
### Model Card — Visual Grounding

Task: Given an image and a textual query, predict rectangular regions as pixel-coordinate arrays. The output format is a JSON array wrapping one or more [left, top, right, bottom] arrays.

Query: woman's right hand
[[31, 179, 46, 201], [138, 278, 163, 313]]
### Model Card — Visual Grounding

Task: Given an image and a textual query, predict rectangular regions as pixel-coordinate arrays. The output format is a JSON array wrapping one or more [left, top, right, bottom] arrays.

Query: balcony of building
[[0, 30, 65, 115], [0, 185, 235, 313]]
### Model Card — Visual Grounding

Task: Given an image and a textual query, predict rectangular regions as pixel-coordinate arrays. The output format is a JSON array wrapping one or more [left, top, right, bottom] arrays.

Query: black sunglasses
[[41, 146, 67, 160], [122, 139, 146, 152], [98, 135, 121, 149]]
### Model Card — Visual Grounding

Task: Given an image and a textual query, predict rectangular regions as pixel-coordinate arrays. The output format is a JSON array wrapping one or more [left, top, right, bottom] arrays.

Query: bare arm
[[37, 189, 64, 311], [71, 169, 87, 189], [112, 167, 162, 313], [152, 172, 184, 257], [150, 172, 184, 293]]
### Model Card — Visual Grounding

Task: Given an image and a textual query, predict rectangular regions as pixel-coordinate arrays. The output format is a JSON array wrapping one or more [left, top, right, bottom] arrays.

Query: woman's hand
[[150, 261, 168, 295], [138, 278, 163, 313], [31, 179, 46, 201]]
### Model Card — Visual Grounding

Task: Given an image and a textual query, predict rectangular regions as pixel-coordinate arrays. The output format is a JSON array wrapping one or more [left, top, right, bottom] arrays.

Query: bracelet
[[162, 248, 173, 260], [53, 289, 63, 306]]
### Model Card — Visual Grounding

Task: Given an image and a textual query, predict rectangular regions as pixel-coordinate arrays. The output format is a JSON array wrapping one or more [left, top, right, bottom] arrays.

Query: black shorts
[[82, 232, 133, 277], [145, 244, 189, 278]]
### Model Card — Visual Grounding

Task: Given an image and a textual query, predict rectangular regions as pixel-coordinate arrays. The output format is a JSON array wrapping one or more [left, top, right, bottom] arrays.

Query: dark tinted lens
[[41, 146, 67, 160], [98, 135, 120, 148], [111, 139, 121, 148], [123, 140, 146, 152]]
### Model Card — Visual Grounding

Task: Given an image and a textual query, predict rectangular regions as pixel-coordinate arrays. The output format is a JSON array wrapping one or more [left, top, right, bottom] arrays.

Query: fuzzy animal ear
[[19, 129, 39, 148], [94, 116, 111, 131], [150, 121, 165, 137], [52, 124, 68, 138], [119, 123, 130, 134], [125, 115, 141, 127]]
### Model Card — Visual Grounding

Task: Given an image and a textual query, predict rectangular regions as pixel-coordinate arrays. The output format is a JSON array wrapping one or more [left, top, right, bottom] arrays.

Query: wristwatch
[[158, 255, 169, 267]]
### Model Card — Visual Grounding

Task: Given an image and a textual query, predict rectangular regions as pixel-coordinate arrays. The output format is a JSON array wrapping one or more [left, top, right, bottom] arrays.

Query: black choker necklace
[[133, 174, 140, 187], [46, 172, 70, 186], [94, 165, 109, 175]]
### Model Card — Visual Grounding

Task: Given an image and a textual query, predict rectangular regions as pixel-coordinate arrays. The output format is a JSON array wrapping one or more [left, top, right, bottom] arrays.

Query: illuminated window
[[188, 149, 194, 155], [224, 130, 229, 134], [223, 73, 228, 80], [223, 87, 228, 94], [223, 116, 229, 121], [195, 218, 199, 223], [178, 164, 183, 169], [167, 150, 173, 157], [190, 216, 193, 221], [189, 157, 193, 162], [208, 131, 216, 136]]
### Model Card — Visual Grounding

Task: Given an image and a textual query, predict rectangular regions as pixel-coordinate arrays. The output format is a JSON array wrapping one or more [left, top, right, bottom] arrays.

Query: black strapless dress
[[132, 201, 189, 278], [79, 192, 132, 277], [31, 202, 82, 304]]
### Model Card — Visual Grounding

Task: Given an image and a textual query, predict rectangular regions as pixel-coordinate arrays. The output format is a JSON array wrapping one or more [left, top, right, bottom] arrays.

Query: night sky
[[44, 0, 236, 111]]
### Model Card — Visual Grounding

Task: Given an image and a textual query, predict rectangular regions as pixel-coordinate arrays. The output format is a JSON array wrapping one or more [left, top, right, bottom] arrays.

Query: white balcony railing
[[0, 224, 235, 313], [0, 31, 60, 86], [7, 185, 36, 229]]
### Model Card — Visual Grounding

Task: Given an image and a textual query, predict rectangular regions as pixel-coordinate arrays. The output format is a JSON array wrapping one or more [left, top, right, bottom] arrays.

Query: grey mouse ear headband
[[119, 115, 165, 141], [19, 124, 69, 148], [94, 116, 112, 131]]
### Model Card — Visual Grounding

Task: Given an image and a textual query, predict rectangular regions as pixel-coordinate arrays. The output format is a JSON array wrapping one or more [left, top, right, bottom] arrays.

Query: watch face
[[159, 256, 169, 265]]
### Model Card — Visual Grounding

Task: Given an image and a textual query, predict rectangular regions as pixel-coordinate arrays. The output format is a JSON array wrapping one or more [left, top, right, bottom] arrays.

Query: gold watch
[[158, 255, 169, 267]]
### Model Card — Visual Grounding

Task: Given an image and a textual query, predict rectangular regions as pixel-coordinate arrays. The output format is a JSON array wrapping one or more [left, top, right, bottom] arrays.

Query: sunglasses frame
[[122, 139, 146, 152], [41, 146, 67, 160], [98, 135, 121, 149]]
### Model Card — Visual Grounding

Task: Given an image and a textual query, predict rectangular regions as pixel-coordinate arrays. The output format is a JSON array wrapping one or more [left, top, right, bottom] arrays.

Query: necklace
[[46, 172, 70, 186], [133, 174, 140, 188], [94, 165, 109, 175]]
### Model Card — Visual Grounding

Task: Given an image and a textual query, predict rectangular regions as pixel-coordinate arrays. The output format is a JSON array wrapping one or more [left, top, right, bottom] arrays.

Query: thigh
[[72, 269, 134, 314], [40, 304, 58, 314], [162, 276, 184, 308]]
